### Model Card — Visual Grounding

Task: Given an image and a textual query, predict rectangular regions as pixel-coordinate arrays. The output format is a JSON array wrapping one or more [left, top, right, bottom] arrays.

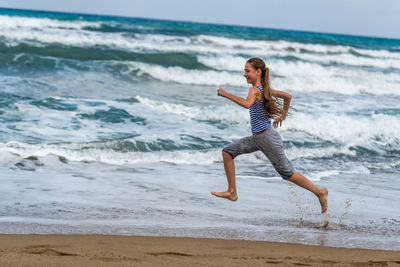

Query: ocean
[[0, 8, 399, 250]]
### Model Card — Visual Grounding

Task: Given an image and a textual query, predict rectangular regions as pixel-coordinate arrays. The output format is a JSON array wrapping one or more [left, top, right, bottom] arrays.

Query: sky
[[0, 0, 399, 39]]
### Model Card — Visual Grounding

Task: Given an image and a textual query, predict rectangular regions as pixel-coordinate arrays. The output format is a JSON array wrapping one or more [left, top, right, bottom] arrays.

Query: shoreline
[[0, 234, 399, 266]]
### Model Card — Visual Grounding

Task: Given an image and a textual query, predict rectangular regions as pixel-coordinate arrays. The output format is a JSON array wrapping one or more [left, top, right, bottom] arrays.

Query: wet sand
[[0, 234, 399, 266]]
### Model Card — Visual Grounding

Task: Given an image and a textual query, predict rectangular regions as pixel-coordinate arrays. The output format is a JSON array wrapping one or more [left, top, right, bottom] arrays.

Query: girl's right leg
[[211, 151, 238, 201], [211, 135, 259, 201]]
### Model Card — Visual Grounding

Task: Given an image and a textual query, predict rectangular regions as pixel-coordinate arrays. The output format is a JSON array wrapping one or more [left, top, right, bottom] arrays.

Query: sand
[[0, 234, 399, 266]]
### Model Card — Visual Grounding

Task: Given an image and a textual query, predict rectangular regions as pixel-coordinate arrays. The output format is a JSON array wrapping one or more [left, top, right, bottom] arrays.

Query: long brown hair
[[246, 57, 283, 119]]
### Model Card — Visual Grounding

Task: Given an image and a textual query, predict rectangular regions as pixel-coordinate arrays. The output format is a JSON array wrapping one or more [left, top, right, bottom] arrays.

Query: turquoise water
[[0, 8, 399, 250]]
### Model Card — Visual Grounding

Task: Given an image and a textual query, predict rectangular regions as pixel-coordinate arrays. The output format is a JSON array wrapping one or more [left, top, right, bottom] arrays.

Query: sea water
[[0, 8, 399, 250]]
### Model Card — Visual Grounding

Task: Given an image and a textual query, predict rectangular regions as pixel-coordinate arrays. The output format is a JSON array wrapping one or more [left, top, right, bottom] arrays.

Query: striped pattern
[[249, 85, 271, 134]]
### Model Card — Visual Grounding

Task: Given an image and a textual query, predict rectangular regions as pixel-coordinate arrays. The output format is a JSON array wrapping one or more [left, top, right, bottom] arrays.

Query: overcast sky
[[1, 0, 399, 39]]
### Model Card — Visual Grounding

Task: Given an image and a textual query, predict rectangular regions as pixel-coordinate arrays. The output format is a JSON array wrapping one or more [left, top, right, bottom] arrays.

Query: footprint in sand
[[23, 245, 77, 257]]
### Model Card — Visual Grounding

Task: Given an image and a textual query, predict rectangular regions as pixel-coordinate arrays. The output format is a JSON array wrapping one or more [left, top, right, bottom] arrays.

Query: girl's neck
[[252, 81, 262, 87]]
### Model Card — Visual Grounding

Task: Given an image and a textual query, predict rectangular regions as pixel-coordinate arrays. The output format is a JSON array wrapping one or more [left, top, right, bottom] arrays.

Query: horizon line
[[1, 6, 399, 41]]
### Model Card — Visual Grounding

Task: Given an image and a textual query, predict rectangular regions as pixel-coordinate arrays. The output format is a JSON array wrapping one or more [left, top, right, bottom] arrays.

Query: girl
[[211, 57, 328, 213]]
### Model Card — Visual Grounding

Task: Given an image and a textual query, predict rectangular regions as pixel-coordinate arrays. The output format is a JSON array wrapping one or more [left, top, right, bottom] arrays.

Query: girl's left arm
[[270, 89, 292, 128]]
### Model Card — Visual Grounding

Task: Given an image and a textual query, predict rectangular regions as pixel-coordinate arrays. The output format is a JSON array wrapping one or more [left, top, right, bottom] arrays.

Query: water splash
[[338, 198, 352, 226]]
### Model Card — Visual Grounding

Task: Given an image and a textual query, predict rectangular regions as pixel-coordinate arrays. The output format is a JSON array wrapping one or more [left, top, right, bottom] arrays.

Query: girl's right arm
[[218, 87, 257, 109]]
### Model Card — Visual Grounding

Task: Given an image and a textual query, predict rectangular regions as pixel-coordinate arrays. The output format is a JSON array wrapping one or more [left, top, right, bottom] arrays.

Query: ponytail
[[248, 58, 283, 119]]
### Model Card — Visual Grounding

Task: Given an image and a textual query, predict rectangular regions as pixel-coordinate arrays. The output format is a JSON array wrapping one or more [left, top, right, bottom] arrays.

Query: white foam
[[2, 15, 400, 97], [286, 145, 356, 160], [121, 59, 400, 96], [197, 53, 400, 96], [2, 139, 372, 176], [238, 169, 370, 183], [272, 62, 400, 96], [0, 140, 355, 167], [2, 93, 398, 166], [136, 95, 249, 126], [126, 61, 246, 86], [0, 103, 397, 167], [2, 15, 400, 65], [307, 170, 340, 181], [290, 50, 400, 69], [0, 141, 222, 165], [305, 167, 371, 181], [197, 50, 400, 74], [241, 170, 342, 182], [0, 15, 101, 30], [341, 166, 371, 175], [0, 94, 247, 151], [10, 101, 109, 142], [284, 112, 400, 149], [196, 35, 400, 61], [1, 97, 152, 144], [237, 175, 281, 181], [197, 55, 246, 71]]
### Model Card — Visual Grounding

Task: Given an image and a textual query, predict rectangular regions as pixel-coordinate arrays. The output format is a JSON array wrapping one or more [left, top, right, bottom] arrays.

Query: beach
[[0, 7, 399, 257], [1, 234, 399, 266]]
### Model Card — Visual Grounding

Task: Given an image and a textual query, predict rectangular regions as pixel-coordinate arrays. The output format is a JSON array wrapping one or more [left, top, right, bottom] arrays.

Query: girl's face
[[244, 63, 261, 85]]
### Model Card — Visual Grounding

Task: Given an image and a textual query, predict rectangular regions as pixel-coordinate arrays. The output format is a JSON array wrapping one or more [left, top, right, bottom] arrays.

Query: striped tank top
[[249, 85, 271, 134]]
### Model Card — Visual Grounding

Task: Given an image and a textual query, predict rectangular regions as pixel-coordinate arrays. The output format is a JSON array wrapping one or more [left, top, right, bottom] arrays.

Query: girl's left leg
[[287, 172, 328, 213]]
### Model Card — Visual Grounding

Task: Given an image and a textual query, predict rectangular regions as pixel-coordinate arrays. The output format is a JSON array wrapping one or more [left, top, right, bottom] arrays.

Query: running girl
[[211, 57, 328, 213]]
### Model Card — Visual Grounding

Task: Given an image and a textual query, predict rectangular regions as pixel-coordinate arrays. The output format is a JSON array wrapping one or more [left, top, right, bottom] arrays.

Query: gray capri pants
[[222, 128, 295, 179]]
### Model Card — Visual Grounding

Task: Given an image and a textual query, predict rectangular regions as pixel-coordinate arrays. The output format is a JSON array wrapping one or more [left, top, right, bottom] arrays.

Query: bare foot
[[318, 188, 328, 213], [211, 190, 238, 201]]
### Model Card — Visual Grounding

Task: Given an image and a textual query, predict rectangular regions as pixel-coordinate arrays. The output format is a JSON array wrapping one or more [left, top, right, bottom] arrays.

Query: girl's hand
[[273, 117, 285, 128], [218, 87, 227, 97]]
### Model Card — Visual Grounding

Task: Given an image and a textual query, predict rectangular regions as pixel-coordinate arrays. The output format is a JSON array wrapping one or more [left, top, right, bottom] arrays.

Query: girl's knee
[[278, 167, 295, 180], [222, 150, 233, 159], [282, 171, 295, 180]]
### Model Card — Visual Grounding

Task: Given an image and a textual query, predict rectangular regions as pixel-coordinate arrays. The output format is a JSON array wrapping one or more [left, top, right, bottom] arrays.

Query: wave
[[284, 112, 400, 155], [3, 41, 399, 78], [0, 96, 398, 167], [2, 92, 399, 152], [239, 167, 370, 182], [0, 15, 101, 30], [2, 15, 398, 96], [2, 48, 399, 97], [2, 14, 400, 62], [0, 141, 222, 165], [3, 29, 400, 66], [196, 35, 400, 61], [197, 50, 400, 71], [0, 136, 393, 169], [0, 45, 207, 71], [135, 96, 249, 128], [3, 57, 399, 97], [0, 95, 247, 143], [1, 14, 400, 94], [123, 62, 245, 86], [133, 95, 400, 157], [118, 61, 400, 96], [0, 140, 364, 167]]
